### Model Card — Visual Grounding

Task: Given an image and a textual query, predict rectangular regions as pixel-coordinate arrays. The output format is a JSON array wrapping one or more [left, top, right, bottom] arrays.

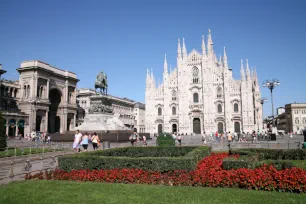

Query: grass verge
[[0, 180, 305, 204]]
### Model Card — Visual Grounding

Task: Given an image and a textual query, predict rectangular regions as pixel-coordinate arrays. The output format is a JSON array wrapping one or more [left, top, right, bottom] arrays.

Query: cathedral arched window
[[217, 87, 222, 98], [303, 117, 306, 124], [217, 104, 222, 113], [172, 107, 176, 115], [295, 117, 299, 124], [172, 90, 177, 101], [158, 107, 162, 116], [234, 103, 239, 112], [192, 67, 199, 84], [193, 93, 199, 103]]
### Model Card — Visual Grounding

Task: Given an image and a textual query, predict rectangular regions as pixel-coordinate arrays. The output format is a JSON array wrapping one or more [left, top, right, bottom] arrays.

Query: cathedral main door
[[193, 118, 201, 134], [158, 124, 163, 134]]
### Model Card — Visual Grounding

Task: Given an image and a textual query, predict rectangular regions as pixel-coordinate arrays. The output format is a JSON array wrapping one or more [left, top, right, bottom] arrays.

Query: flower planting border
[[27, 153, 306, 193], [58, 146, 211, 172]]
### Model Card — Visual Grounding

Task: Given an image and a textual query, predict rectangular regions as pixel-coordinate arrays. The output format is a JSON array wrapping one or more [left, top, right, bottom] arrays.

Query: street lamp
[[257, 97, 267, 130], [262, 79, 280, 118]]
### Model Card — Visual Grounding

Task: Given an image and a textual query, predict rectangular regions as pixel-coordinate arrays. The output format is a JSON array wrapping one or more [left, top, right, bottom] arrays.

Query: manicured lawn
[[0, 147, 63, 158], [0, 180, 305, 204]]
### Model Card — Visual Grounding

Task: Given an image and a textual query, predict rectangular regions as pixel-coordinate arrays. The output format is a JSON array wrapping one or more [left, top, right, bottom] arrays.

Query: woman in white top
[[73, 130, 82, 152]]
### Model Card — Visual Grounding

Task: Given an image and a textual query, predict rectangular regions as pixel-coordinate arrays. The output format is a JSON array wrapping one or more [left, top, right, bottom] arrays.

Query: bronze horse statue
[[95, 71, 108, 95]]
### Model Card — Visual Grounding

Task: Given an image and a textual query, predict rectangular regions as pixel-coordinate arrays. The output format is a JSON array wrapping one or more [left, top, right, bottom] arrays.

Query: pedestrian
[[91, 132, 99, 150], [73, 130, 82, 152], [202, 132, 206, 144], [81, 132, 89, 151], [227, 131, 232, 144], [177, 134, 182, 146], [233, 132, 237, 143], [215, 131, 219, 143], [142, 135, 147, 147], [290, 131, 293, 139], [252, 131, 257, 143], [47, 134, 51, 146], [129, 132, 137, 146]]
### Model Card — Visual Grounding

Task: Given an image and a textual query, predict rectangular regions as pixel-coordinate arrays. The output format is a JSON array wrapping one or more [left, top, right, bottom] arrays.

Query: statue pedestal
[[73, 94, 128, 131], [74, 113, 127, 131]]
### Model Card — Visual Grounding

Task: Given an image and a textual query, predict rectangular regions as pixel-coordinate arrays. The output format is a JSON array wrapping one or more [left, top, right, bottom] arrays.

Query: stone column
[[73, 113, 76, 129], [15, 120, 19, 136], [45, 110, 49, 133], [34, 76, 38, 98], [46, 79, 50, 99], [5, 121, 9, 136], [65, 80, 69, 103]]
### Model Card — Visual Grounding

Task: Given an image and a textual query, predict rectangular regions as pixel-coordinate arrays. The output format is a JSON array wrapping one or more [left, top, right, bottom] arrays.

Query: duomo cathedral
[[145, 30, 262, 135]]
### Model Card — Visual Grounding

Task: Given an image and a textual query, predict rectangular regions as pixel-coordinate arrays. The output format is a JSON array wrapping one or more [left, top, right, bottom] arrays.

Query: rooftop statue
[[95, 71, 108, 95]]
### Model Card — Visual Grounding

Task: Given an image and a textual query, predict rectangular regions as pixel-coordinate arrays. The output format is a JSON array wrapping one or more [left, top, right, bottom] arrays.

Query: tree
[[0, 111, 7, 151]]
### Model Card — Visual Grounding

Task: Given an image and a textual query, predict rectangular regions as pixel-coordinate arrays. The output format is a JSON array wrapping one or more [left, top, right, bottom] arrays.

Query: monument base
[[73, 113, 128, 131]]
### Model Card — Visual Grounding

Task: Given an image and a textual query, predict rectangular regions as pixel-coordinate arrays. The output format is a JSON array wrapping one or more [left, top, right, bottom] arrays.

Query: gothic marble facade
[[145, 30, 262, 135]]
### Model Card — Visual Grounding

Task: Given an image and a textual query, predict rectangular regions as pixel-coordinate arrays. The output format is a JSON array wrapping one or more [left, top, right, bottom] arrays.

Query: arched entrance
[[36, 115, 42, 132], [217, 122, 224, 133], [234, 122, 241, 133], [158, 124, 163, 134], [48, 89, 61, 133], [8, 119, 16, 137], [18, 120, 25, 137], [3, 119, 6, 136], [172, 124, 177, 133], [193, 118, 201, 134]]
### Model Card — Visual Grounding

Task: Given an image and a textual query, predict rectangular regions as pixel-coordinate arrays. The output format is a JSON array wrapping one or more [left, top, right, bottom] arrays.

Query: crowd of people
[[73, 130, 100, 152]]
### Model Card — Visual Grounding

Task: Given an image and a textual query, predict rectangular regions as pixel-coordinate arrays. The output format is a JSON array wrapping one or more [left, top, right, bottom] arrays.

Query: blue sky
[[0, 0, 305, 117]]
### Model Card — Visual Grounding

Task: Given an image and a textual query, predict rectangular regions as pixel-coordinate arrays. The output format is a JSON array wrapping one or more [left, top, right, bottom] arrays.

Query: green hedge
[[58, 146, 211, 172], [223, 155, 258, 170], [90, 146, 197, 157], [156, 132, 175, 147], [223, 148, 306, 170], [231, 148, 306, 160]]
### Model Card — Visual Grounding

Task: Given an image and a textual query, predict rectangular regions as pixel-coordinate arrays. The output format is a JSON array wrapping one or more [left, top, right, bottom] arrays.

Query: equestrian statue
[[95, 71, 108, 95]]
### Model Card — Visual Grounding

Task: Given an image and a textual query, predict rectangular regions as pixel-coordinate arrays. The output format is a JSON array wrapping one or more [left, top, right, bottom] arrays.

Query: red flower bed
[[26, 153, 306, 193]]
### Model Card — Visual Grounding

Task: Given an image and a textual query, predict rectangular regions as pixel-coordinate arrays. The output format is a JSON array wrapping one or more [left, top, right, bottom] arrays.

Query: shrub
[[222, 155, 258, 170], [231, 148, 306, 160], [0, 112, 6, 151], [258, 160, 295, 170], [58, 146, 211, 172], [92, 146, 197, 157], [156, 132, 175, 147]]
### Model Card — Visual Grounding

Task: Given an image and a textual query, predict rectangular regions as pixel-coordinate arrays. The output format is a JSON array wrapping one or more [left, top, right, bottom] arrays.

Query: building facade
[[276, 103, 306, 134], [145, 30, 262, 135], [76, 88, 145, 132], [0, 60, 79, 136]]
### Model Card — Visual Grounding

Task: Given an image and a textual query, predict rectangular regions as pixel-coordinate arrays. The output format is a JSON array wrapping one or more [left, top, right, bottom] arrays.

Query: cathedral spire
[[240, 59, 245, 81], [177, 38, 182, 60], [223, 47, 228, 69], [245, 59, 251, 80], [164, 54, 168, 74], [207, 28, 214, 57], [219, 55, 223, 66], [182, 38, 187, 59], [202, 35, 206, 56]]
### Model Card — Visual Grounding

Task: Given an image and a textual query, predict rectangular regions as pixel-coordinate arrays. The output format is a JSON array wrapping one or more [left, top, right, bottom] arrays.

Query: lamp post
[[262, 79, 280, 118], [257, 98, 268, 130], [256, 107, 259, 131]]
